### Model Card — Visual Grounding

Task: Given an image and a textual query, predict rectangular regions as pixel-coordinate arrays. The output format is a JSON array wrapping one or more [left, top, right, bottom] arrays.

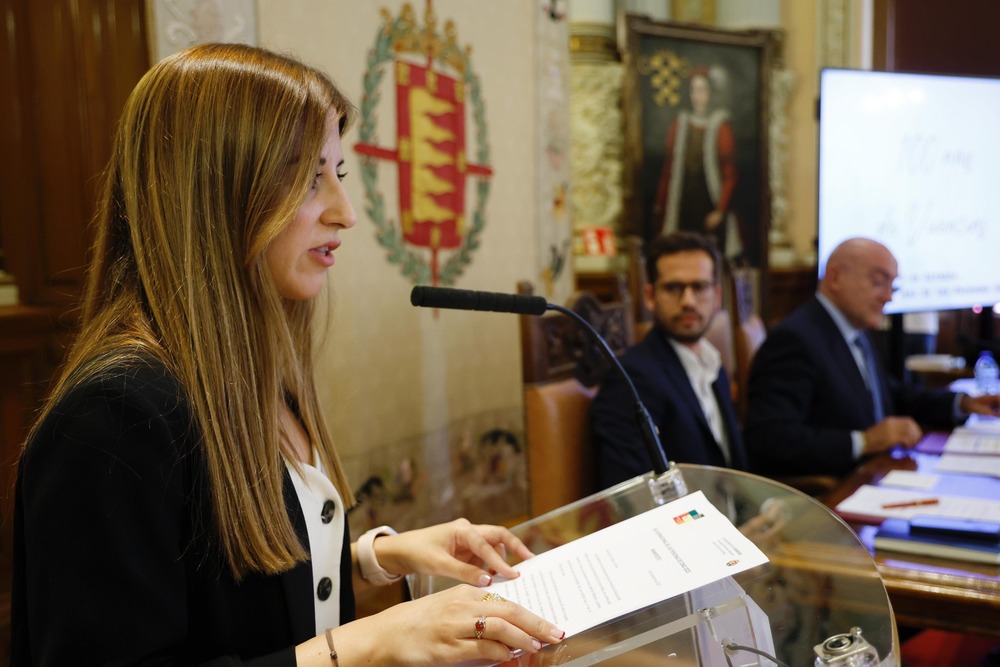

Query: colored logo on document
[[727, 560, 740, 567], [673, 509, 704, 525], [355, 1, 493, 286]]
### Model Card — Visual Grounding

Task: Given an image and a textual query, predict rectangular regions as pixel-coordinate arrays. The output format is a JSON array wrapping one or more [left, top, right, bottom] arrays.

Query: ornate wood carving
[[518, 281, 632, 388]]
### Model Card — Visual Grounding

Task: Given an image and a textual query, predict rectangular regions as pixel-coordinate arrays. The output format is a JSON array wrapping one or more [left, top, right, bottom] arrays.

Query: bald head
[[820, 238, 898, 330]]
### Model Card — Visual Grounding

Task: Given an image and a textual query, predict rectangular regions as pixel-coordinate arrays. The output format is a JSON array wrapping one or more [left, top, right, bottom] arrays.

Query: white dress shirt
[[668, 337, 732, 465]]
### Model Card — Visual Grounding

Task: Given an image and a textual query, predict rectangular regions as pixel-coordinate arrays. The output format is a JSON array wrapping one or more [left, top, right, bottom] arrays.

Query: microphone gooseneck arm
[[409, 285, 671, 478], [546, 304, 670, 476]]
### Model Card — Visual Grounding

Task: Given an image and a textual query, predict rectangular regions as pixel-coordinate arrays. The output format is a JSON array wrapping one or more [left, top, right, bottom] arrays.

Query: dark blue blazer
[[591, 326, 747, 489], [743, 296, 957, 477]]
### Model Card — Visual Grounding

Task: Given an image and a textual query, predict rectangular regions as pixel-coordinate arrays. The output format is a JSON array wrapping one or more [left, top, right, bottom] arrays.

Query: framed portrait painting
[[622, 15, 781, 272]]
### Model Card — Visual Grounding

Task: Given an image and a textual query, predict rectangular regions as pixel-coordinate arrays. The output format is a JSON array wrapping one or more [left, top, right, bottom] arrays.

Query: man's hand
[[863, 416, 923, 455], [960, 393, 1000, 417]]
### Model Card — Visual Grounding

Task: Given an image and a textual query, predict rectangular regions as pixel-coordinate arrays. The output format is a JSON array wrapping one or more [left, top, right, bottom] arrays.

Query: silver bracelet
[[357, 525, 403, 585], [324, 628, 339, 666]]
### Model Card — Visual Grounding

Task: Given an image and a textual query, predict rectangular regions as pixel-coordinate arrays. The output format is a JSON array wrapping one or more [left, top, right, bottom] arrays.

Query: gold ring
[[482, 592, 504, 602], [474, 616, 486, 639]]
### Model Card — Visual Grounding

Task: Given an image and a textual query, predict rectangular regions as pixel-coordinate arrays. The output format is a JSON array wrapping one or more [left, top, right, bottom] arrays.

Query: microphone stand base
[[647, 462, 688, 505]]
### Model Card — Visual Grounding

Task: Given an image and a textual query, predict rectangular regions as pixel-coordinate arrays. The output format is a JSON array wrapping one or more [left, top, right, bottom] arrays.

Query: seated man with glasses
[[744, 236, 1000, 477], [591, 231, 749, 488]]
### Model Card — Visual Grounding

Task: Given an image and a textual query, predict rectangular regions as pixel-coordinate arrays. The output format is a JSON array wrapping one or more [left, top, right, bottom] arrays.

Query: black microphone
[[409, 285, 670, 476], [410, 285, 548, 316]]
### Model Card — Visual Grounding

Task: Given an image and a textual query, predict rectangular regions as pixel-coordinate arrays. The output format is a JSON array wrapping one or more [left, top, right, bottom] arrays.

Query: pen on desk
[[880, 498, 940, 509]]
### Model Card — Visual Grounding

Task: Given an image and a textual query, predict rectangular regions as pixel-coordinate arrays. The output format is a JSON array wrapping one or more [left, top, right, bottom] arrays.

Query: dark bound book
[[874, 518, 1000, 565]]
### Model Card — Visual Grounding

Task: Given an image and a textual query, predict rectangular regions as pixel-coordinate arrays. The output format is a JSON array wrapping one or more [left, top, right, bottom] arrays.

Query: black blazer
[[12, 357, 355, 666], [743, 296, 957, 476], [591, 326, 747, 489]]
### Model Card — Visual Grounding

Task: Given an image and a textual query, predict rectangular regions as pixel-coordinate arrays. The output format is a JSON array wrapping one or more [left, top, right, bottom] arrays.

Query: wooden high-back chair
[[518, 281, 633, 517]]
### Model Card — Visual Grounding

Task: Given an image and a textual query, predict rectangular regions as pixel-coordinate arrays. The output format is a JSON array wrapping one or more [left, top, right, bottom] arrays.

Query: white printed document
[[937, 453, 1000, 478], [944, 430, 1000, 456], [835, 483, 1000, 522], [879, 470, 940, 490], [955, 413, 1000, 436], [482, 490, 769, 639]]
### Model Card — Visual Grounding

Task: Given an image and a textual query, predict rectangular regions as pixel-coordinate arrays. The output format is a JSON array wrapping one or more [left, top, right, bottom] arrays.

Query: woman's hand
[[316, 584, 565, 666], [374, 518, 534, 586]]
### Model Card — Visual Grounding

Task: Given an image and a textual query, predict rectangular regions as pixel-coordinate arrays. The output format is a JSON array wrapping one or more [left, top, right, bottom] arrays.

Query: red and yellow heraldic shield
[[354, 1, 493, 286], [395, 61, 467, 250]]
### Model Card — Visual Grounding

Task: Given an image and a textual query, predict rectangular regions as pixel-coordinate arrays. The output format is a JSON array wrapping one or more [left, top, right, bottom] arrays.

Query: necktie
[[854, 333, 885, 422]]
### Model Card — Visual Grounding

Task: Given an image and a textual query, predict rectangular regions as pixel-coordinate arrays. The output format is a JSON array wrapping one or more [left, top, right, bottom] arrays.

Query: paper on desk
[[944, 430, 1000, 455], [880, 470, 940, 490], [482, 490, 769, 640], [936, 453, 1000, 478], [957, 413, 1000, 435], [835, 484, 1000, 522], [955, 414, 1000, 435]]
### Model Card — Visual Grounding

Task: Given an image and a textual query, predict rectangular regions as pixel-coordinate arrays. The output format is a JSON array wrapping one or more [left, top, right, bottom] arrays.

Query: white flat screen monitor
[[817, 68, 1000, 313]]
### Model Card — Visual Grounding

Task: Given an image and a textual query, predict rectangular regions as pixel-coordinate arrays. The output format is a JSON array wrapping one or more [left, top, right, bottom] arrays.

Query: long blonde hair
[[32, 43, 356, 579]]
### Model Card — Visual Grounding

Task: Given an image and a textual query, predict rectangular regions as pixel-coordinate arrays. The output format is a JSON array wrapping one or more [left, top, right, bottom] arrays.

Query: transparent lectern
[[409, 464, 898, 666]]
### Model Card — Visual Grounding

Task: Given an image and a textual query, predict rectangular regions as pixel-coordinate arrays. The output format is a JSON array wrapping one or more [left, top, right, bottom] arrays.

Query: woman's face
[[265, 110, 356, 301], [690, 74, 711, 114]]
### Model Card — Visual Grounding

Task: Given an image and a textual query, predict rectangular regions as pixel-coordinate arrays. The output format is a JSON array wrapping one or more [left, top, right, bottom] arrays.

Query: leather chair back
[[518, 282, 632, 517], [523, 380, 597, 516]]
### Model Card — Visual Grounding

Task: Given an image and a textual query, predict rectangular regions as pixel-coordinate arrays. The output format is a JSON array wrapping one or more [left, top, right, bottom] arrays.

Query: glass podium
[[410, 464, 899, 666]]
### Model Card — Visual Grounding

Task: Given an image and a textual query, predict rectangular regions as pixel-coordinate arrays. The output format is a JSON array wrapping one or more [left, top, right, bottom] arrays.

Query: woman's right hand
[[310, 584, 565, 666]]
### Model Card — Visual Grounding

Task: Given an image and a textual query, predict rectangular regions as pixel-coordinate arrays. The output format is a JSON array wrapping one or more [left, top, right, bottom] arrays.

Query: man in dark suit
[[744, 237, 1000, 477], [592, 232, 748, 489]]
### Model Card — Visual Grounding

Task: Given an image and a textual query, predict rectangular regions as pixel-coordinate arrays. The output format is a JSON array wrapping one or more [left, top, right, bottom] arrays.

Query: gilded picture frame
[[622, 14, 781, 273]]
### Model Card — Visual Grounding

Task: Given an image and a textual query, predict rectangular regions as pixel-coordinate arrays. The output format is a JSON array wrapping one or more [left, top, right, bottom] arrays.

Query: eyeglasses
[[657, 280, 716, 300], [858, 269, 899, 295], [869, 273, 900, 294]]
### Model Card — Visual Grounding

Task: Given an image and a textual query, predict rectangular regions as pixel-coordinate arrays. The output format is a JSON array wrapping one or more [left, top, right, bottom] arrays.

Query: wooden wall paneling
[[869, 0, 890, 72], [766, 265, 817, 329], [0, 2, 149, 663], [885, 0, 1000, 77], [0, 0, 149, 309], [0, 0, 43, 305], [29, 1, 95, 299]]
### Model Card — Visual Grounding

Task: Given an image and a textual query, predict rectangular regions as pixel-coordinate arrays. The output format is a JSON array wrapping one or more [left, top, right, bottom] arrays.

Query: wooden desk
[[826, 435, 1000, 639]]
